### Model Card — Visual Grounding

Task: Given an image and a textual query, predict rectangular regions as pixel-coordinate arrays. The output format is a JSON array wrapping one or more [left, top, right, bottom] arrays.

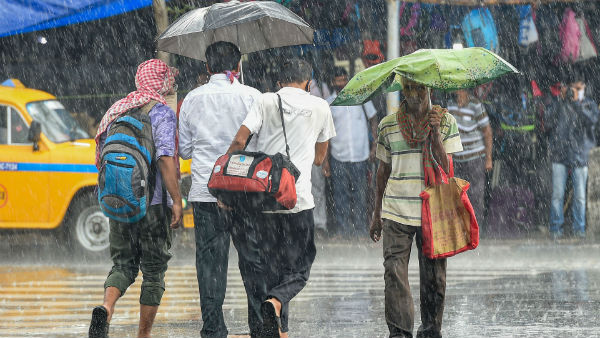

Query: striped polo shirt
[[446, 100, 490, 162], [376, 111, 462, 227]]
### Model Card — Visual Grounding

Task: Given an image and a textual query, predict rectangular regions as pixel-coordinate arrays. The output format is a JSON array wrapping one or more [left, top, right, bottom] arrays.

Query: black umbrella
[[156, 0, 314, 61]]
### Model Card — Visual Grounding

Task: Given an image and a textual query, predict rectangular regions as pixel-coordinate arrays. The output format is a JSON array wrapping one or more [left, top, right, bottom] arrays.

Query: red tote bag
[[419, 158, 479, 259]]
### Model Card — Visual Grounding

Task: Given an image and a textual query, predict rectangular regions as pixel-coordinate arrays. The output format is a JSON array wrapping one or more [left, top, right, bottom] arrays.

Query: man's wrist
[[373, 208, 382, 217], [171, 196, 183, 206]]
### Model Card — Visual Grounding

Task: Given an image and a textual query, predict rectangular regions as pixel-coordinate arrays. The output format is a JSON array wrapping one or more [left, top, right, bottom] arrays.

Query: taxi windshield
[[26, 100, 89, 143]]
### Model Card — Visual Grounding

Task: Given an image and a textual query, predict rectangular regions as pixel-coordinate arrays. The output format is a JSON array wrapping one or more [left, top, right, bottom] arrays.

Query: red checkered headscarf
[[95, 59, 178, 168]]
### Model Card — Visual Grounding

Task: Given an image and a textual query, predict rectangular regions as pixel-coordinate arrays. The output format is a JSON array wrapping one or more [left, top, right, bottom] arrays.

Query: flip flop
[[260, 301, 282, 338], [89, 305, 110, 338]]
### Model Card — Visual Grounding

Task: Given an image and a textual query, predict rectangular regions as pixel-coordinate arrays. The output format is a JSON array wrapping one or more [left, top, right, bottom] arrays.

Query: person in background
[[370, 77, 462, 338], [177, 63, 210, 115], [178, 41, 262, 338], [89, 59, 182, 338], [227, 58, 336, 338], [447, 89, 493, 225], [309, 74, 332, 236], [323, 66, 378, 238], [544, 74, 599, 240], [308, 54, 334, 237]]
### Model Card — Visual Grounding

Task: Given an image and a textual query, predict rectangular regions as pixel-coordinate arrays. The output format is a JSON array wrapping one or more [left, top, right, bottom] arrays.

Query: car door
[[0, 105, 50, 226]]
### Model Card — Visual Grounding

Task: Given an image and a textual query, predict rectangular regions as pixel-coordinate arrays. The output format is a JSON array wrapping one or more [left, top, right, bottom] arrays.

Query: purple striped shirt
[[148, 103, 177, 206]]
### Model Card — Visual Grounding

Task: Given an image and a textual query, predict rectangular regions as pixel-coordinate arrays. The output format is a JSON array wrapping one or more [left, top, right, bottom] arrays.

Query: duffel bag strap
[[276, 94, 291, 159]]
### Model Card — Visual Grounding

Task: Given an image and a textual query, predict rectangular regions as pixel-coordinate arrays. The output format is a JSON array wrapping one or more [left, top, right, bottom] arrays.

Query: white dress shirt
[[179, 74, 261, 202], [326, 93, 377, 162], [242, 87, 336, 213]]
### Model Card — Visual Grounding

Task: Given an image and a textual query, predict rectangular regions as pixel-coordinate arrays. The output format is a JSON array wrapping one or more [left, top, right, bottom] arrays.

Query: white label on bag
[[256, 170, 268, 179], [213, 165, 221, 173], [226, 155, 254, 177]]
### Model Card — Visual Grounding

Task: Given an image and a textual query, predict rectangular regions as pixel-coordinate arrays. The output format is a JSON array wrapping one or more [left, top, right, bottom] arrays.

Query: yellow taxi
[[0, 79, 193, 255]]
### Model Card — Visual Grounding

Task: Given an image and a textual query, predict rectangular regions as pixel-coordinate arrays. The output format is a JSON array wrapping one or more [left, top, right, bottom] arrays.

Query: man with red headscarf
[[89, 59, 182, 338]]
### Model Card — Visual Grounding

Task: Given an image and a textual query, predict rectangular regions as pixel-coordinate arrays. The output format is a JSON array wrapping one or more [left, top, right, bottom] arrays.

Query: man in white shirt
[[178, 41, 261, 338], [323, 66, 378, 238], [227, 58, 336, 338]]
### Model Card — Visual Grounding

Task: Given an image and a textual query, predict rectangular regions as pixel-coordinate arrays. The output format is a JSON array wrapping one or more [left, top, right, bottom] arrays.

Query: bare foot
[[266, 298, 281, 316]]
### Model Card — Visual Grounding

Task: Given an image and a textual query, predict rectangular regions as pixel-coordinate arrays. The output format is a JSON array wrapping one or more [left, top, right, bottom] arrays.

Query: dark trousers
[[234, 209, 317, 333], [454, 157, 486, 225], [105, 204, 172, 306], [192, 202, 231, 338], [383, 220, 446, 338], [192, 202, 264, 338], [330, 157, 369, 236]]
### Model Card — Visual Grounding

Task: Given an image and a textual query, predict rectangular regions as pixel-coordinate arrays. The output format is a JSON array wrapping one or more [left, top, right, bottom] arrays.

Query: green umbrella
[[332, 47, 519, 106]]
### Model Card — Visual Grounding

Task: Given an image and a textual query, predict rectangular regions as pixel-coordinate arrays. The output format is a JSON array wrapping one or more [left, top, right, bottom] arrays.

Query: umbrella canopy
[[332, 47, 519, 106], [156, 0, 314, 61]]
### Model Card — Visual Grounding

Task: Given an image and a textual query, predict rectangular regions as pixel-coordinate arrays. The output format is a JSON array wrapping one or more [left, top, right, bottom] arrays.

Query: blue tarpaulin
[[0, 0, 156, 38]]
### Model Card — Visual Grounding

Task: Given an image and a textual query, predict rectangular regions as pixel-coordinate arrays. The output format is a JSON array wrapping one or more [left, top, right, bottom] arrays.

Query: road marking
[[0, 264, 540, 337]]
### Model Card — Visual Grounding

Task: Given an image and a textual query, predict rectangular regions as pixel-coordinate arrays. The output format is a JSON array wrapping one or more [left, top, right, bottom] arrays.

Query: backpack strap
[[276, 94, 291, 159], [139, 99, 163, 208], [140, 100, 159, 115]]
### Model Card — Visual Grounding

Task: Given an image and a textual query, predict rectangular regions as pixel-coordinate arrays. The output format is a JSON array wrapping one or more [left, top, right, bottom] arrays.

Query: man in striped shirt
[[447, 89, 493, 224], [370, 78, 462, 338]]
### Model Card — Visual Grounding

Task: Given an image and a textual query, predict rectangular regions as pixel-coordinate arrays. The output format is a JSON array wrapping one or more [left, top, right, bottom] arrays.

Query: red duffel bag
[[208, 94, 300, 211], [208, 151, 300, 211]]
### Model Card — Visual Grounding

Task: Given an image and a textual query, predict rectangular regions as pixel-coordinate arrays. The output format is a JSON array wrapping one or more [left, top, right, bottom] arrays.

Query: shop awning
[[0, 0, 157, 38]]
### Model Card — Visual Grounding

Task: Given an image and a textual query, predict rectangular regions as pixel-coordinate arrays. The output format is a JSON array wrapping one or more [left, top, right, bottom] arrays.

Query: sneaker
[[89, 306, 110, 338]]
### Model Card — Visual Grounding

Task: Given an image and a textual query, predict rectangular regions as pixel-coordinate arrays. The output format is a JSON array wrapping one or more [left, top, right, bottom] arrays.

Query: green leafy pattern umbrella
[[332, 47, 519, 106]]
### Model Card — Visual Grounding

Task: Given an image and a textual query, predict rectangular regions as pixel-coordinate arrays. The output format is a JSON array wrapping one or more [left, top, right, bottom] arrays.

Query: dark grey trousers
[[192, 202, 265, 338], [234, 209, 317, 333], [383, 220, 446, 338]]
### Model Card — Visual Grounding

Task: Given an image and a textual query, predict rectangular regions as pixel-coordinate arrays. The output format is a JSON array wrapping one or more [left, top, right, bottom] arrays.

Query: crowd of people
[[87, 37, 600, 338]]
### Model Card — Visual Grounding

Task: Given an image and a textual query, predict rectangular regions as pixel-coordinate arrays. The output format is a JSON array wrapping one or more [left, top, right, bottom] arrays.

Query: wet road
[[1, 233, 600, 337]]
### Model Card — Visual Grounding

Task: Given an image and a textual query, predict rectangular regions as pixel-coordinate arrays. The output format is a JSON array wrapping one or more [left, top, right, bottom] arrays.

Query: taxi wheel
[[65, 192, 110, 256]]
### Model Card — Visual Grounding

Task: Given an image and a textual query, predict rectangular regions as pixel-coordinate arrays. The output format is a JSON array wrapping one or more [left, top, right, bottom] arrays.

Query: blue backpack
[[98, 107, 157, 223], [461, 8, 499, 53]]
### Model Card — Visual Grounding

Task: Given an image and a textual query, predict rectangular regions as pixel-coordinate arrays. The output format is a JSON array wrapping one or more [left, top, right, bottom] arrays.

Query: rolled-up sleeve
[[317, 105, 336, 142], [150, 105, 176, 160], [242, 97, 264, 134], [441, 114, 463, 154]]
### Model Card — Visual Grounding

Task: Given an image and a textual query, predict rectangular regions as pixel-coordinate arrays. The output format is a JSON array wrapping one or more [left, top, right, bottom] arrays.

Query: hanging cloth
[[558, 8, 581, 63], [517, 5, 539, 47], [576, 17, 598, 62]]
